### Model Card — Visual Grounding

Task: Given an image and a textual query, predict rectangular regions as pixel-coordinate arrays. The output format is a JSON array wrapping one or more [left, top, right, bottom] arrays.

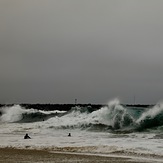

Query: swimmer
[[24, 133, 31, 139]]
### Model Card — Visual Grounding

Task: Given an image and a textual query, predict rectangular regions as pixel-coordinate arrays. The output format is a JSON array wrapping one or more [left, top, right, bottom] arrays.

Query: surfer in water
[[24, 133, 31, 139], [68, 133, 71, 137]]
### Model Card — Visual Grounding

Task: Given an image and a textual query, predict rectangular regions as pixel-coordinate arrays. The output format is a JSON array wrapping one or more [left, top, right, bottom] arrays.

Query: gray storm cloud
[[0, 0, 163, 104]]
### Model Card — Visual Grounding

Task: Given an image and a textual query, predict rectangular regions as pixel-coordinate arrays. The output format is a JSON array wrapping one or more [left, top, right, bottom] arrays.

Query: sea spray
[[0, 105, 65, 123], [45, 99, 163, 132], [136, 103, 163, 131], [43, 99, 135, 131], [0, 105, 25, 122], [136, 103, 163, 123], [106, 99, 134, 129]]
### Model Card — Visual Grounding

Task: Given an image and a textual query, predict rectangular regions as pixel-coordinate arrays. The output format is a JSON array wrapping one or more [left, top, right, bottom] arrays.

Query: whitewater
[[0, 99, 163, 162]]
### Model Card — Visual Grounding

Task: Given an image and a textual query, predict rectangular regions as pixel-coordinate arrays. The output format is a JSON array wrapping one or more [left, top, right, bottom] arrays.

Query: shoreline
[[0, 147, 159, 163]]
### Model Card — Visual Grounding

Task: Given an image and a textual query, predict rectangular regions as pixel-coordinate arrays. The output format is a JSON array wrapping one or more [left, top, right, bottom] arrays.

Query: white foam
[[0, 105, 25, 122], [137, 103, 163, 123], [0, 122, 162, 157], [0, 105, 66, 123]]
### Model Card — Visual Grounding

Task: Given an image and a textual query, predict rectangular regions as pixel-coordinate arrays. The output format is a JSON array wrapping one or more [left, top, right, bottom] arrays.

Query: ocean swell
[[0, 100, 163, 133]]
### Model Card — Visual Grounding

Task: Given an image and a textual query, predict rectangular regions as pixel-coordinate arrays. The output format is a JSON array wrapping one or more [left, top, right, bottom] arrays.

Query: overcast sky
[[0, 0, 163, 104]]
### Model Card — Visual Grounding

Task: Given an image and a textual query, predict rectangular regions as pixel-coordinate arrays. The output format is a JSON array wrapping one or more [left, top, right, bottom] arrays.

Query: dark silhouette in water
[[68, 133, 71, 137], [24, 133, 31, 139]]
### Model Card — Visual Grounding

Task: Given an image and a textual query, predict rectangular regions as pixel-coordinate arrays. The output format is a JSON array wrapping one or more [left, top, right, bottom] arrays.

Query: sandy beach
[[0, 147, 152, 163]]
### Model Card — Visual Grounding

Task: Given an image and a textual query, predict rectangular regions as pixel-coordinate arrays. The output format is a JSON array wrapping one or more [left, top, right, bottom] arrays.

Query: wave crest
[[1, 100, 163, 133]]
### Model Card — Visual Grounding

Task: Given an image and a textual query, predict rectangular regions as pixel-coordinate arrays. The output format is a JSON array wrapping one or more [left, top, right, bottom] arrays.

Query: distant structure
[[134, 95, 136, 105], [75, 99, 77, 105]]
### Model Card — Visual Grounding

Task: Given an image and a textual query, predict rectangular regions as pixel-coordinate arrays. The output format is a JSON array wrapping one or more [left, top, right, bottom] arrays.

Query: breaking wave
[[0, 105, 65, 123], [0, 99, 163, 133]]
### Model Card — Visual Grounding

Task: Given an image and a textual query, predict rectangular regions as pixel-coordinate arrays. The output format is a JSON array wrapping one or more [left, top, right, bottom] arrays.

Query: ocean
[[0, 99, 163, 162]]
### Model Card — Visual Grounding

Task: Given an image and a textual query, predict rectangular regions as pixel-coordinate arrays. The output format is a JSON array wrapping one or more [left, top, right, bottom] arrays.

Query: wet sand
[[0, 147, 150, 163]]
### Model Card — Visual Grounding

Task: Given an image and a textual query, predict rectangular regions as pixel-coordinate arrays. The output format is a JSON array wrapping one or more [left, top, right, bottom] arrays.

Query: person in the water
[[24, 133, 31, 139], [68, 133, 71, 137]]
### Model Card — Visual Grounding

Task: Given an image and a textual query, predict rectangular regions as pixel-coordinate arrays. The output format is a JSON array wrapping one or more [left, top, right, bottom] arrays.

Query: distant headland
[[0, 103, 154, 111]]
